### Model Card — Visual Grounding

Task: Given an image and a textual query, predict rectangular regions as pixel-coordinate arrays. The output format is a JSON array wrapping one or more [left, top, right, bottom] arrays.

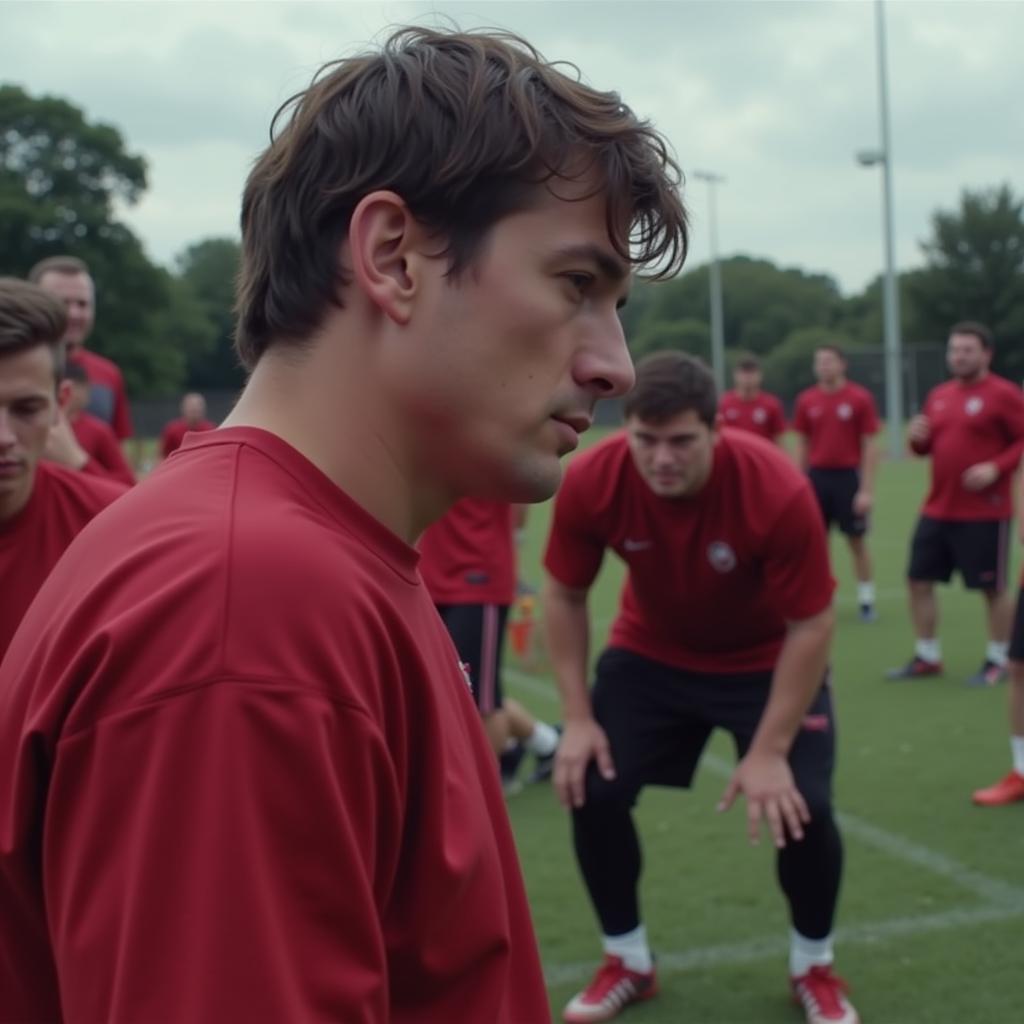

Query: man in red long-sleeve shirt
[[887, 322, 1024, 687], [0, 28, 687, 1024]]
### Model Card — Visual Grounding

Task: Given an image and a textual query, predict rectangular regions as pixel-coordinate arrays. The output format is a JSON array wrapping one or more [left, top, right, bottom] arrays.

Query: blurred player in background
[[161, 391, 216, 457], [29, 255, 133, 440], [718, 352, 786, 444], [888, 322, 1024, 687], [43, 360, 136, 485], [793, 345, 880, 622], [0, 278, 126, 657], [545, 353, 857, 1024], [0, 28, 686, 1023], [419, 498, 561, 791]]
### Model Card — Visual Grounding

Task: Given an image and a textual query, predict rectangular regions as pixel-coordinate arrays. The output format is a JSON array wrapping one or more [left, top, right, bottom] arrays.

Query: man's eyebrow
[[552, 243, 630, 283]]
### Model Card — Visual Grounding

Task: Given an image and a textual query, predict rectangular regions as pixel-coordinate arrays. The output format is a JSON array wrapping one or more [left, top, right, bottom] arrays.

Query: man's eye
[[565, 273, 594, 294]]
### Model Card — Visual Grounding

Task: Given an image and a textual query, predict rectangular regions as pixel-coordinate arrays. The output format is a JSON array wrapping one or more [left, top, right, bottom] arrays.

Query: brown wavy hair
[[0, 278, 68, 378], [624, 351, 717, 427], [235, 27, 689, 368]]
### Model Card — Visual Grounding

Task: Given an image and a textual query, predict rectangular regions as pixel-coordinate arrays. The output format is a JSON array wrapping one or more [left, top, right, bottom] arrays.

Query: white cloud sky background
[[3, 0, 1022, 295]]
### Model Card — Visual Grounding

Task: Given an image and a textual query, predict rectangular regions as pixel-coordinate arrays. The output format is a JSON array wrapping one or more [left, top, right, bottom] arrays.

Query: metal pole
[[695, 171, 726, 393], [875, 0, 904, 458]]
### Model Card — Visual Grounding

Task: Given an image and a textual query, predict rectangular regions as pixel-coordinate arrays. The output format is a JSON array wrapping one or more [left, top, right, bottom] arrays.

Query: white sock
[[986, 641, 1009, 667], [857, 581, 876, 605], [1011, 736, 1024, 776], [603, 924, 653, 974], [789, 929, 834, 978], [915, 637, 942, 663], [524, 721, 559, 757]]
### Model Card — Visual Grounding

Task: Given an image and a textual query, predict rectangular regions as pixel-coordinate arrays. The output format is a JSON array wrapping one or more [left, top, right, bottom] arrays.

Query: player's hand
[[962, 461, 998, 492], [44, 410, 89, 470], [553, 718, 615, 810], [852, 489, 873, 516], [907, 414, 930, 445], [717, 750, 810, 849]]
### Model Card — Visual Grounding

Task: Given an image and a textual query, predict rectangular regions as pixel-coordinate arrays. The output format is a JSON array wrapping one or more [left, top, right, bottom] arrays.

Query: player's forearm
[[748, 607, 834, 757], [542, 578, 593, 721], [860, 438, 880, 492]]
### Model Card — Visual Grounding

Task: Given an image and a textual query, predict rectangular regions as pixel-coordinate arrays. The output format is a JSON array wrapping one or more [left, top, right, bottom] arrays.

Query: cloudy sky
[[3, 0, 1021, 294]]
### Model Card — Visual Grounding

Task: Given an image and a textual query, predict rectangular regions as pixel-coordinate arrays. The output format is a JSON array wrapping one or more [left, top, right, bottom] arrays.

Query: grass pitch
[[505, 434, 1023, 1024]]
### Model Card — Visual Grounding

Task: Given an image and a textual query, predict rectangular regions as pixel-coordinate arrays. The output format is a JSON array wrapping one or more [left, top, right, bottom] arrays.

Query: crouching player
[[544, 352, 859, 1024]]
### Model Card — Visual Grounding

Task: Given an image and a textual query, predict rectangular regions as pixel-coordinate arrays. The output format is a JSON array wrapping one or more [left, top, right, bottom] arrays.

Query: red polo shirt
[[793, 382, 879, 469]]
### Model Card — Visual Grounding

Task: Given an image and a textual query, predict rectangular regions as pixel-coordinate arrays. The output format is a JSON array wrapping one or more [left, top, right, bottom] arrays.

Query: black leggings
[[573, 798, 843, 939]]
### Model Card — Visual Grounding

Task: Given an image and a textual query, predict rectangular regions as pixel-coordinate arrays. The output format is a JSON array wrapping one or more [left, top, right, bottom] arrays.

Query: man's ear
[[57, 379, 73, 412], [348, 190, 433, 326]]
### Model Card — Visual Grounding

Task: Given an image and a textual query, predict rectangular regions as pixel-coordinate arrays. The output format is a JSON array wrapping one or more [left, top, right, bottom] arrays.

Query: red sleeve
[[791, 394, 809, 436], [761, 484, 835, 621], [47, 682, 399, 1022], [543, 463, 606, 590], [859, 390, 880, 436], [160, 425, 177, 458], [111, 372, 132, 440], [993, 387, 1024, 475], [909, 392, 933, 456], [93, 429, 136, 485]]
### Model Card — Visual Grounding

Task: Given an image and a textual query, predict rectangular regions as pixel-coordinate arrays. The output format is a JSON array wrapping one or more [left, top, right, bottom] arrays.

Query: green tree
[[175, 237, 245, 391], [0, 84, 184, 396], [908, 184, 1024, 378], [630, 318, 709, 362], [761, 326, 859, 405]]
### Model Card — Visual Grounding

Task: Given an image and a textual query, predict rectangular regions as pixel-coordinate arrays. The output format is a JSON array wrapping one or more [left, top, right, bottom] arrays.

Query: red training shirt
[[161, 416, 216, 457], [0, 427, 549, 1024], [545, 429, 835, 674], [910, 373, 1024, 521], [0, 461, 127, 658], [419, 498, 517, 606], [793, 381, 879, 469], [71, 411, 136, 485], [719, 389, 786, 441], [69, 347, 132, 439]]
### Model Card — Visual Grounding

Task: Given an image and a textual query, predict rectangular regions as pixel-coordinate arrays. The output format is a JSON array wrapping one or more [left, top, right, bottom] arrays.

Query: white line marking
[[543, 900, 1024, 987], [504, 666, 1024, 905]]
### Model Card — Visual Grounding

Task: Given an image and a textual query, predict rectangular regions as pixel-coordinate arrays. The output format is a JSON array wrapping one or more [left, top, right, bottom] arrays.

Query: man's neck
[[736, 387, 760, 400], [222, 347, 445, 544], [956, 368, 988, 387], [818, 378, 846, 393]]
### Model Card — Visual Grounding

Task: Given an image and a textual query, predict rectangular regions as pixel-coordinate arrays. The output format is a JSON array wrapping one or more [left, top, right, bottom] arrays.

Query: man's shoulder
[[718, 430, 807, 504], [562, 431, 630, 493], [74, 347, 123, 382]]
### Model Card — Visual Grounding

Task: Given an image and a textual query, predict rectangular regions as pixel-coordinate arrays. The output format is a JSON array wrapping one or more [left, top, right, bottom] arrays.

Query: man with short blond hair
[[29, 254, 133, 439]]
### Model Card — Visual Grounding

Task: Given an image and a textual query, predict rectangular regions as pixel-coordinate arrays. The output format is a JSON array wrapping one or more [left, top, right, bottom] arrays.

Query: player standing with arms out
[[888, 322, 1024, 687], [793, 345, 880, 622], [0, 29, 687, 1023], [160, 391, 216, 458], [29, 255, 133, 441], [0, 279, 127, 657], [719, 353, 786, 443], [546, 352, 857, 1024], [419, 499, 561, 787]]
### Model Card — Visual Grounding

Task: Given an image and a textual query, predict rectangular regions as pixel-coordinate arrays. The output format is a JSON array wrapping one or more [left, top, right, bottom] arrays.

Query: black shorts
[[436, 604, 509, 714], [907, 516, 1010, 592], [808, 467, 867, 537], [1008, 589, 1024, 662], [586, 647, 835, 814]]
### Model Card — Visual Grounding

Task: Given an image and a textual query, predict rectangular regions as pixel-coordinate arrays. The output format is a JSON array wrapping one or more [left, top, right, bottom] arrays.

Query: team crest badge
[[707, 541, 737, 573], [965, 397, 984, 416], [837, 403, 853, 420], [725, 407, 739, 419], [753, 407, 767, 424]]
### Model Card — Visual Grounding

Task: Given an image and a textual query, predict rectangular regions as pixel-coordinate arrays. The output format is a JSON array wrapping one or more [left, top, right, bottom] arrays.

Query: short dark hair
[[815, 344, 846, 362], [735, 353, 761, 372], [235, 27, 689, 369], [27, 255, 91, 283], [0, 278, 67, 378], [624, 351, 717, 427], [949, 321, 993, 350]]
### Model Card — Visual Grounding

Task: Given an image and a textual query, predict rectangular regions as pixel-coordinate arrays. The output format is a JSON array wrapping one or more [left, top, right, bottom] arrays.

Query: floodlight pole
[[866, 0, 904, 459], [694, 170, 726, 393]]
